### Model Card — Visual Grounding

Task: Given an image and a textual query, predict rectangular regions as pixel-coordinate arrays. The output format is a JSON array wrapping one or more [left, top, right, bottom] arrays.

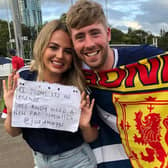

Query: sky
[[0, 0, 168, 35]]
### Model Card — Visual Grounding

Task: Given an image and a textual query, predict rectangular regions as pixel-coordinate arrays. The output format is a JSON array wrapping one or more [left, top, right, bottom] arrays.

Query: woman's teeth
[[52, 61, 63, 65]]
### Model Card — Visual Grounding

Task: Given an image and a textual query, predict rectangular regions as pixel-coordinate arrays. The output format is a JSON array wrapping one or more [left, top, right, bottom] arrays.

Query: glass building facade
[[17, 0, 42, 27]]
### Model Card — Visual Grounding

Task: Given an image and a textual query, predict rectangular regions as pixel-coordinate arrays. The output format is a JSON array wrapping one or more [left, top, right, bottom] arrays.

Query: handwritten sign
[[12, 78, 81, 132]]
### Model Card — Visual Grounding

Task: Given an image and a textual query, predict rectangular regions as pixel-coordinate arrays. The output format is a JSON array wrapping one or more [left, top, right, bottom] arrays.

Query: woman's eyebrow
[[48, 42, 58, 45]]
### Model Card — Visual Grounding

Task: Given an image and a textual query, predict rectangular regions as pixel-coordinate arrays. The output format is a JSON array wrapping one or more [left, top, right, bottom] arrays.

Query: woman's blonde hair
[[30, 19, 85, 92]]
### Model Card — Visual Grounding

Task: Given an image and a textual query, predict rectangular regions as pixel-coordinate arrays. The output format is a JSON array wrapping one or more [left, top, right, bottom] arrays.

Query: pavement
[[0, 117, 34, 168]]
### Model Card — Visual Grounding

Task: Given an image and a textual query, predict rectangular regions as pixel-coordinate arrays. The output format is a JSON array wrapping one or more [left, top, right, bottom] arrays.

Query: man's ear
[[107, 27, 111, 42]]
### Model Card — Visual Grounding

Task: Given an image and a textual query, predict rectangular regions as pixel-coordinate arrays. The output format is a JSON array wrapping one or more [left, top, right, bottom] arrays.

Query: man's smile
[[84, 50, 100, 57]]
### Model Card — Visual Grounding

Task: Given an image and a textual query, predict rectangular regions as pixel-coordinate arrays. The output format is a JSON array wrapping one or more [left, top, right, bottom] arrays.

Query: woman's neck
[[42, 71, 62, 84]]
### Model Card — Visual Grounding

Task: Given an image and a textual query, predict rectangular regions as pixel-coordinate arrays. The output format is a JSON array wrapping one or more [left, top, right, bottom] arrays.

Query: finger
[[86, 95, 90, 105], [15, 73, 20, 79], [80, 99, 86, 109], [2, 80, 7, 94], [12, 75, 18, 90], [8, 74, 13, 90], [80, 91, 86, 103], [90, 98, 95, 110]]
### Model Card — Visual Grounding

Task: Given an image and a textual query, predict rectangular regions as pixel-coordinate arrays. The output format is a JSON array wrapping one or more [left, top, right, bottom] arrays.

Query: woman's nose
[[56, 49, 64, 59]]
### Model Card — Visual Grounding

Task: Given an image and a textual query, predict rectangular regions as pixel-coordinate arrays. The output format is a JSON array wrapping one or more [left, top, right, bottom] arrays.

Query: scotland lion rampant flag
[[84, 52, 168, 168]]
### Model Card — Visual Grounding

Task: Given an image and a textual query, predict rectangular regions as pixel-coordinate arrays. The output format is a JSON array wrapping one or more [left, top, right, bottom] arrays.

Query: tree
[[110, 28, 125, 44], [0, 20, 10, 56], [127, 29, 146, 44], [0, 19, 42, 59], [158, 32, 168, 51]]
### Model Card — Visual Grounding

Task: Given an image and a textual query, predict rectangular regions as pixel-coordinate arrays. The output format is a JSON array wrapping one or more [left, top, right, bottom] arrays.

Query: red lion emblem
[[134, 111, 168, 168]]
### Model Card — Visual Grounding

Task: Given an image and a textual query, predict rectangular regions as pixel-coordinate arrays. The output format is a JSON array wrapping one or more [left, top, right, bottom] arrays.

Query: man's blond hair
[[66, 0, 107, 33]]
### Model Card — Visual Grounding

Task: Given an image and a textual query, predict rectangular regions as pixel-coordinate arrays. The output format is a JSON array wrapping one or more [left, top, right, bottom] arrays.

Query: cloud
[[41, 0, 71, 22], [41, 0, 67, 7], [0, 1, 7, 9], [41, 0, 67, 3], [104, 0, 168, 35], [124, 21, 142, 29], [0, 0, 167, 35], [106, 0, 145, 33], [135, 0, 168, 34], [0, 0, 8, 20], [0, 1, 10, 21]]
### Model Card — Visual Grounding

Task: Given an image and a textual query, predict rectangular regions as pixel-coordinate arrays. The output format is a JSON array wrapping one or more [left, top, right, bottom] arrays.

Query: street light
[[9, 0, 24, 58], [105, 0, 108, 21]]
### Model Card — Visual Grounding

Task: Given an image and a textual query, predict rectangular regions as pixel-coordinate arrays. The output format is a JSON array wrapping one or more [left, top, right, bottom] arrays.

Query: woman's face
[[43, 30, 73, 82]]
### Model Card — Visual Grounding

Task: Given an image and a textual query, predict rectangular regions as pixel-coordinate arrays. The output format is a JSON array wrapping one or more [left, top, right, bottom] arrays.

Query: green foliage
[[158, 32, 168, 51], [0, 19, 168, 59], [0, 20, 10, 56], [123, 28, 149, 44], [0, 20, 42, 59], [109, 26, 166, 50], [110, 28, 125, 44], [0, 96, 5, 112]]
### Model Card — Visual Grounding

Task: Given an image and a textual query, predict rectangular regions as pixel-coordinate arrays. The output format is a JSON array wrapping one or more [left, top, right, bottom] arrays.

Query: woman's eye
[[49, 46, 58, 50], [65, 49, 73, 55]]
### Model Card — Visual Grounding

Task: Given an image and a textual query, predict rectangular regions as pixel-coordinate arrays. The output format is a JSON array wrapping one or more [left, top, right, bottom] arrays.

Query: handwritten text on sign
[[12, 78, 81, 132]]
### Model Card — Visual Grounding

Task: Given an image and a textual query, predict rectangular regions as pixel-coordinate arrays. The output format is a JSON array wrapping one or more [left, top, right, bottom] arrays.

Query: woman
[[3, 19, 98, 168]]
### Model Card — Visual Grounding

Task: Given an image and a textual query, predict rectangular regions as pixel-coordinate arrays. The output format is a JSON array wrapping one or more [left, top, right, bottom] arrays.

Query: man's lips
[[84, 50, 100, 57]]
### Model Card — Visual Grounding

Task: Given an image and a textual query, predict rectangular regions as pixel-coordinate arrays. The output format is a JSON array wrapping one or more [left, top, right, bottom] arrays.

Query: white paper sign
[[12, 78, 81, 132]]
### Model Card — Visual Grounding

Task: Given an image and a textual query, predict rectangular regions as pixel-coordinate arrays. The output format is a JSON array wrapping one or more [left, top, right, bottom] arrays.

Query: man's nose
[[84, 35, 94, 48]]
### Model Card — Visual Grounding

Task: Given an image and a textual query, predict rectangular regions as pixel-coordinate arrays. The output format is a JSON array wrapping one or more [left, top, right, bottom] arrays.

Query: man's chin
[[86, 62, 102, 70]]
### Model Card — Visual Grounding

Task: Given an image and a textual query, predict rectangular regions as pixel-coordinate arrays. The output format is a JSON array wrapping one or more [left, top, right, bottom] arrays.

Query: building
[[17, 0, 42, 27], [9, 0, 42, 59]]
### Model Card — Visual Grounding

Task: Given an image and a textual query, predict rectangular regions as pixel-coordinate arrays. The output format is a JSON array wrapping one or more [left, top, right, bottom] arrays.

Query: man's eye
[[76, 34, 84, 40], [91, 31, 100, 36]]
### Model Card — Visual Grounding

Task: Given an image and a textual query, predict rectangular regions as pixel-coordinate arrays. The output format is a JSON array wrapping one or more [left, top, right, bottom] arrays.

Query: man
[[9, 49, 24, 75], [66, 0, 164, 167]]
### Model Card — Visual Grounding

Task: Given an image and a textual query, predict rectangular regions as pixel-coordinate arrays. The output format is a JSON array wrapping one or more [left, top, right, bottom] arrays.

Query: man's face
[[71, 22, 111, 70]]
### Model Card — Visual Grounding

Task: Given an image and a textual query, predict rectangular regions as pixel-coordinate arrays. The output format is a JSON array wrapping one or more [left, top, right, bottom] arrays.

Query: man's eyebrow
[[89, 28, 100, 33]]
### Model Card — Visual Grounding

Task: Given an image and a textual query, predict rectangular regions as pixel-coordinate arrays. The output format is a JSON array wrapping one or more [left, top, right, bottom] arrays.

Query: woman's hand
[[79, 91, 95, 129], [3, 73, 19, 113], [79, 91, 98, 142], [3, 73, 22, 137]]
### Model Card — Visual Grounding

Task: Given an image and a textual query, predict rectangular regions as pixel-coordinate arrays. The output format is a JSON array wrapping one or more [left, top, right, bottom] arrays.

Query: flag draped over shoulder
[[84, 52, 168, 168]]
